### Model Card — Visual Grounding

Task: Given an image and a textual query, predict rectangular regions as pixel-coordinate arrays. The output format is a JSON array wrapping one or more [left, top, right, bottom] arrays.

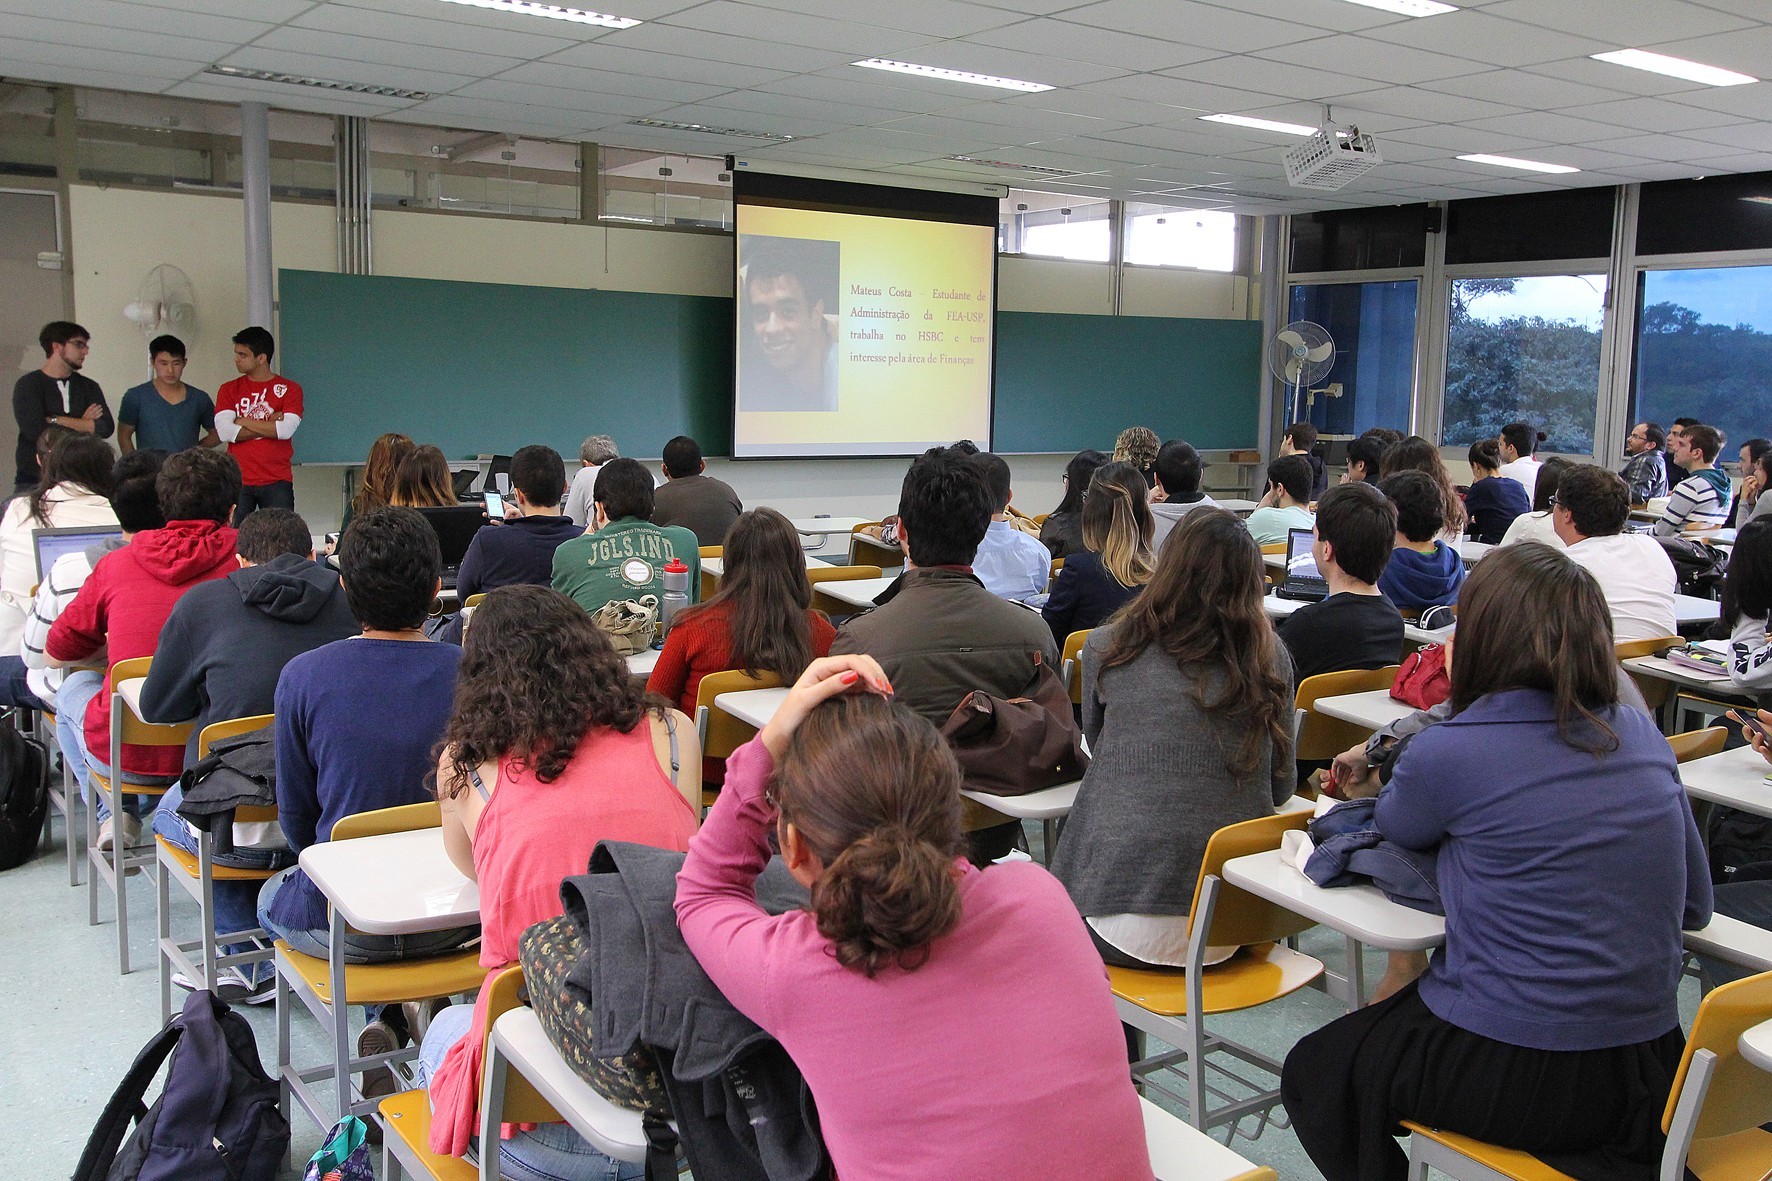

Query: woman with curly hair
[[1112, 425, 1160, 487], [418, 584, 700, 1178], [676, 655, 1157, 1180]]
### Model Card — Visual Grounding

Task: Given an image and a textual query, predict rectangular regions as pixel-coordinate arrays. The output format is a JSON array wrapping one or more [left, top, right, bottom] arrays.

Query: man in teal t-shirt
[[552, 457, 701, 618], [117, 334, 220, 455]]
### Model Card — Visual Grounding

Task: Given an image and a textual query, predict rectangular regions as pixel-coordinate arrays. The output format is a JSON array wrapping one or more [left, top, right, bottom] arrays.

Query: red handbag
[[1390, 644, 1451, 710]]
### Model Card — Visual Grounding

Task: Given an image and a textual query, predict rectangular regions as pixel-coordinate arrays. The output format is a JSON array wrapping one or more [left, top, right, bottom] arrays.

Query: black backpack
[[72, 989, 290, 1181], [0, 711, 50, 871]]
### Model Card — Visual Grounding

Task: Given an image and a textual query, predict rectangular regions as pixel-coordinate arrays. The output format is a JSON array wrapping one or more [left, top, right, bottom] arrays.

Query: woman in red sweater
[[647, 507, 835, 715]]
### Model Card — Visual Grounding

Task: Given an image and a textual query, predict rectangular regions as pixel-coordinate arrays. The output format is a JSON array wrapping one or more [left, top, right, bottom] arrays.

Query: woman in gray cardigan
[[1051, 508, 1295, 969]]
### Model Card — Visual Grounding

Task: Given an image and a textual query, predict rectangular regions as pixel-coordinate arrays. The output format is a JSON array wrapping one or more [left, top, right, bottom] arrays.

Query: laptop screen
[[34, 526, 124, 583], [415, 505, 486, 568], [1285, 528, 1323, 582]]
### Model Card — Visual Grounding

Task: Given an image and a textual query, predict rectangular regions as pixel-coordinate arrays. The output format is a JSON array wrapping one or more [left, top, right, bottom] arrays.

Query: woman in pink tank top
[[417, 586, 699, 1177]]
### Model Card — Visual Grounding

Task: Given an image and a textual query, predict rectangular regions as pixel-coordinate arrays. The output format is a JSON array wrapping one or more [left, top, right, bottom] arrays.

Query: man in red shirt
[[215, 325, 302, 524]]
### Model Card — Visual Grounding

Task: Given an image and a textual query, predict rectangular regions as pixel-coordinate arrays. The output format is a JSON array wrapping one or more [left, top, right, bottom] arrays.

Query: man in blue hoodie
[[143, 506, 359, 1002], [1376, 470, 1464, 611]]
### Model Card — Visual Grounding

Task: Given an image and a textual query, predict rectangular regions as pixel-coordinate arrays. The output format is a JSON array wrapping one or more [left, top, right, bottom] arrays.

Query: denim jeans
[[415, 1005, 643, 1181], [57, 669, 166, 823], [0, 654, 47, 710], [233, 481, 295, 525], [153, 782, 291, 984]]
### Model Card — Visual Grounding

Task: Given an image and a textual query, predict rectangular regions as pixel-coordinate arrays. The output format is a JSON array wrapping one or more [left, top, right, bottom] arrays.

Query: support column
[[1256, 215, 1287, 457], [1107, 198, 1125, 316], [240, 102, 274, 327], [334, 115, 372, 275]]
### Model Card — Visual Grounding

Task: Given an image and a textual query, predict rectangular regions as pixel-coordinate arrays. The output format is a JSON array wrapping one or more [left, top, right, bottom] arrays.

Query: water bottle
[[659, 558, 689, 640]]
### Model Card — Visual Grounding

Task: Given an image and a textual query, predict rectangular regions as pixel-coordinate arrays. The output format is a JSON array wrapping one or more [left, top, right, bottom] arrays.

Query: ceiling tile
[[0, 38, 207, 80], [1422, 68, 1630, 109], [543, 41, 788, 89], [1519, 56, 1706, 98], [768, 71, 957, 114], [936, 99, 1134, 135], [1363, 9, 1608, 68], [651, 102, 852, 138], [291, 3, 579, 58], [1331, 84, 1524, 125], [899, 40, 1134, 88], [685, 86, 897, 127], [1258, 34, 1494, 87], [734, 0, 1019, 38], [1666, 83, 1772, 121], [656, 2, 937, 57], [592, 23, 855, 73], [1683, 151, 1772, 173], [163, 79, 411, 116], [1458, 110, 1641, 143], [1580, 133, 1731, 162], [0, 55, 185, 94], [1163, 55, 1378, 102], [1383, 122, 1553, 153], [0, 0, 274, 42], [129, 0, 312, 18], [493, 61, 727, 104], [1560, 95, 1750, 133], [1062, 0, 1323, 53], [968, 17, 1224, 72], [2, 11, 234, 64], [1646, 26, 1772, 79], [1081, 72, 1277, 116], [1483, 0, 1755, 44], [1011, 86, 1186, 122], [448, 78, 666, 117], [1173, 0, 1401, 34], [251, 28, 525, 78], [1680, 122, 1772, 153]]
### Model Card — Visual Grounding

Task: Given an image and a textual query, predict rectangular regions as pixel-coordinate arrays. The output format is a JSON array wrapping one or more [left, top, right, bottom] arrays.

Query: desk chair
[[1618, 634, 1681, 717], [1060, 629, 1091, 706], [1669, 726, 1727, 764], [35, 702, 81, 886], [275, 801, 485, 1131], [1403, 970, 1772, 1181], [1260, 543, 1286, 587], [1294, 665, 1402, 764], [1110, 811, 1324, 1136], [697, 545, 721, 598], [1048, 556, 1064, 587], [155, 714, 282, 1021], [694, 670, 781, 812], [87, 656, 192, 975], [808, 564, 884, 614], [379, 966, 563, 1181], [848, 523, 905, 571]]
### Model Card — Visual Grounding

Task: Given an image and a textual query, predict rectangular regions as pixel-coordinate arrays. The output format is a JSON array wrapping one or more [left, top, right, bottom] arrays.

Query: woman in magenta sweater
[[675, 654, 1155, 1181]]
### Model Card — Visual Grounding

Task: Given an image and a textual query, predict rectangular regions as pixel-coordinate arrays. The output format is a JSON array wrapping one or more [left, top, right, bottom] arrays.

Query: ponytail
[[773, 696, 966, 979]]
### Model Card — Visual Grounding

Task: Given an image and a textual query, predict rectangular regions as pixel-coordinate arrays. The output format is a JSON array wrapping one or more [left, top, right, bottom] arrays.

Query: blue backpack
[[72, 989, 289, 1181]]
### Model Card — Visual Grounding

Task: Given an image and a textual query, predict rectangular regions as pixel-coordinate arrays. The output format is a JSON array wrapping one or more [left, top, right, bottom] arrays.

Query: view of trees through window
[[1634, 266, 1772, 454], [1441, 275, 1606, 454]]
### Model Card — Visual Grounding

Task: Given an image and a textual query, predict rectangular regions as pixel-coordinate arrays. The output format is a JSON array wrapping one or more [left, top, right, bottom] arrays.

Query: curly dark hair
[[439, 584, 653, 797]]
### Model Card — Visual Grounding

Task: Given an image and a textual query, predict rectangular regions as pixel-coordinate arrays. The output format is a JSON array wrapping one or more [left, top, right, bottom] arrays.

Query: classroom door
[[0, 189, 67, 482]]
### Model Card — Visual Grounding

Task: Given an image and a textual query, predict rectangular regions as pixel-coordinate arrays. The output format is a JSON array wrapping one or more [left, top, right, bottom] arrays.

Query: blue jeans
[[153, 782, 290, 984], [0, 655, 47, 710], [416, 1005, 643, 1181], [58, 669, 168, 823]]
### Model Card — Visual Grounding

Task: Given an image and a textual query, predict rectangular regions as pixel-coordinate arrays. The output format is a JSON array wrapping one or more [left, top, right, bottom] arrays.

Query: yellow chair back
[[1665, 970, 1772, 1141], [807, 565, 882, 585], [481, 966, 561, 1124], [1192, 812, 1316, 948], [332, 801, 441, 841], [1259, 542, 1287, 556], [462, 592, 486, 611], [1061, 629, 1091, 705], [109, 657, 196, 749], [1668, 726, 1727, 764], [1617, 634, 1680, 660], [1293, 665, 1401, 762], [695, 669, 783, 761], [698, 545, 721, 560]]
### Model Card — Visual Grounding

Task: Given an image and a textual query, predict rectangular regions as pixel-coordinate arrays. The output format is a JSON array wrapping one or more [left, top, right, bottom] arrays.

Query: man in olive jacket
[[832, 446, 1058, 864]]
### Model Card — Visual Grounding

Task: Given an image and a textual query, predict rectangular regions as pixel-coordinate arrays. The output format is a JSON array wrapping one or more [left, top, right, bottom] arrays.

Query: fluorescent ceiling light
[[1337, 0, 1456, 15], [628, 118, 793, 141], [1456, 153, 1580, 174], [1590, 49, 1756, 87], [948, 155, 1077, 176], [1742, 196, 1772, 206], [1200, 113, 1317, 136], [852, 59, 1052, 93], [205, 65, 430, 100], [433, 0, 640, 28]]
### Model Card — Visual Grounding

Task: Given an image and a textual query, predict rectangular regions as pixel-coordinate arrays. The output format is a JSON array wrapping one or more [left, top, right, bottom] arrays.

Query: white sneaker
[[116, 813, 142, 849], [172, 967, 274, 1005], [96, 818, 115, 852]]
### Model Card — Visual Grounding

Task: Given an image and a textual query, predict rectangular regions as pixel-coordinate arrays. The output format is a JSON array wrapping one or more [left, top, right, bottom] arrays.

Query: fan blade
[[1276, 329, 1306, 352], [1281, 358, 1306, 383], [1305, 341, 1335, 362]]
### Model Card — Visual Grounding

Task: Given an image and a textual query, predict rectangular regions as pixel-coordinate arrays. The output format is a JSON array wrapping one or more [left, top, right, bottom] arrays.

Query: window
[[1633, 265, 1772, 452], [1289, 205, 1429, 272], [1286, 281, 1418, 435], [999, 190, 1110, 261], [1638, 174, 1772, 256], [1444, 190, 1613, 265], [1442, 275, 1606, 453], [600, 148, 731, 229], [1124, 204, 1235, 271]]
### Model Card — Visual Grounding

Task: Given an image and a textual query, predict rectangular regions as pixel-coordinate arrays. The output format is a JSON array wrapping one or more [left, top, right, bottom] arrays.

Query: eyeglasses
[[1548, 495, 1562, 508]]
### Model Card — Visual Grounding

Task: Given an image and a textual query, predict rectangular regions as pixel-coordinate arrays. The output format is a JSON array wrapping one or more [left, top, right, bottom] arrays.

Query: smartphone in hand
[[483, 491, 506, 520]]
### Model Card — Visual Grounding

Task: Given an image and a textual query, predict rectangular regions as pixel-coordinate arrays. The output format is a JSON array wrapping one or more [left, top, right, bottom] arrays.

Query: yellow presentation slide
[[733, 203, 995, 458]]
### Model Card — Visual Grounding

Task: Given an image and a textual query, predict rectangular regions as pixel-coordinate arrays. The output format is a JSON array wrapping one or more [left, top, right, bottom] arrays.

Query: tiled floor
[[5, 809, 1706, 1180]]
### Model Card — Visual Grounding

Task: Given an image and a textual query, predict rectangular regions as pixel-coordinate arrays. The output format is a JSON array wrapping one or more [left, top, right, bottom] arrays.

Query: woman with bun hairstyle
[[1112, 424, 1160, 487], [675, 655, 1156, 1181], [389, 443, 458, 509], [1042, 460, 1155, 644], [1462, 439, 1529, 544], [647, 507, 835, 717], [418, 585, 699, 1177]]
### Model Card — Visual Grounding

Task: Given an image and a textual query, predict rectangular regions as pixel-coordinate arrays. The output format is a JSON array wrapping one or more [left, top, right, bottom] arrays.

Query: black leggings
[[1281, 981, 1683, 1181]]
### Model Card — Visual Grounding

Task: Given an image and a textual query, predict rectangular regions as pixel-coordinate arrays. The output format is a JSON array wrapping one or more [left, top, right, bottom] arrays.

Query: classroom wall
[[67, 184, 1257, 533]]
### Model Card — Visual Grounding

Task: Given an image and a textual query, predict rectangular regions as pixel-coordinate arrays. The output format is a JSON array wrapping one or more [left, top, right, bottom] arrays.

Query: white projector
[[1285, 127, 1382, 191]]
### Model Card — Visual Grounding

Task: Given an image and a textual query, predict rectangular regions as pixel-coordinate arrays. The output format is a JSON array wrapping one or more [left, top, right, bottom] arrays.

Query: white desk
[[1622, 654, 1736, 694], [484, 1009, 652, 1167], [1676, 594, 1722, 626], [115, 677, 148, 723], [702, 554, 830, 578], [1454, 539, 1492, 564], [816, 575, 898, 609], [1312, 689, 1417, 732], [1216, 498, 1259, 515], [298, 828, 479, 935], [961, 781, 1079, 862], [625, 648, 660, 676], [1740, 1018, 1772, 1074], [1140, 1096, 1269, 1181], [712, 686, 790, 731], [786, 516, 870, 538], [1679, 744, 1772, 820], [1222, 847, 1445, 1008]]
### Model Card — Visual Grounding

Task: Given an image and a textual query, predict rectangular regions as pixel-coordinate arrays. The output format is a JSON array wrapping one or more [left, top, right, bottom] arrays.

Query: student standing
[[12, 320, 113, 489], [117, 334, 219, 454], [1277, 482, 1404, 684], [214, 326, 302, 523], [1282, 544, 1712, 1181], [675, 659, 1157, 1181]]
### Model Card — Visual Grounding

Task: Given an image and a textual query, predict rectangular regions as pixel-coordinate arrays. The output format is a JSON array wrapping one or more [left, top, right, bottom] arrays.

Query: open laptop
[[1274, 527, 1329, 602], [33, 525, 125, 583], [415, 505, 486, 589]]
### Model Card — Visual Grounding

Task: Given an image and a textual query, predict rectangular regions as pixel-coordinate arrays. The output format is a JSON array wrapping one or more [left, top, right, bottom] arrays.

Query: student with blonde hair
[[1042, 461, 1154, 643], [1112, 425, 1159, 486], [388, 443, 458, 509], [344, 432, 413, 530]]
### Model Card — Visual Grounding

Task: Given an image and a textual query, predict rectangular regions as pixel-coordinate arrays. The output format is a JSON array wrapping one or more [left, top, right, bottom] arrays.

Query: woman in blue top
[[1041, 461, 1153, 645], [1281, 542, 1713, 1181], [1461, 439, 1530, 544]]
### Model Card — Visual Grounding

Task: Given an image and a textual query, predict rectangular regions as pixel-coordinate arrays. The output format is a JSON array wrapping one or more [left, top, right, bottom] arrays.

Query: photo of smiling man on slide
[[738, 235, 840, 413]]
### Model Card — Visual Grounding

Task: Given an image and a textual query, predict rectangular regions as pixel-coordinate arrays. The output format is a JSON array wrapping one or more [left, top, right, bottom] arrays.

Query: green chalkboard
[[991, 312, 1263, 453], [279, 269, 733, 463], [278, 271, 1261, 462]]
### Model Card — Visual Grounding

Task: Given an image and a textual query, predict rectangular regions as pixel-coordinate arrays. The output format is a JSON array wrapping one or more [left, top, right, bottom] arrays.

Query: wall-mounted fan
[[1271, 321, 1336, 424], [122, 264, 199, 346]]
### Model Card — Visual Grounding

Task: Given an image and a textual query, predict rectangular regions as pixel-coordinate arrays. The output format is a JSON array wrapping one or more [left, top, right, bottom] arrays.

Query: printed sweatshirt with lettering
[[550, 515, 701, 618]]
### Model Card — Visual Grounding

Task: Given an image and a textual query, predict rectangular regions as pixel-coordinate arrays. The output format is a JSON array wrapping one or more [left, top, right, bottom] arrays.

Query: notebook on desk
[[415, 505, 486, 588], [33, 525, 124, 583], [1274, 527, 1329, 602]]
